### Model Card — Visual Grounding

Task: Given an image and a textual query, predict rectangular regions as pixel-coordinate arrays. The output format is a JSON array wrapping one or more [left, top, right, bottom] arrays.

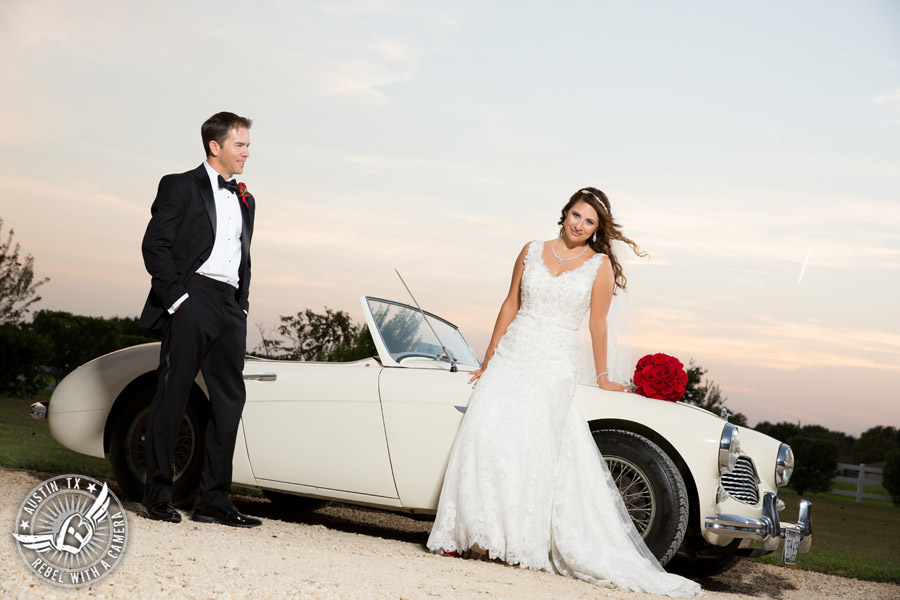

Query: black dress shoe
[[191, 505, 262, 528], [142, 502, 182, 523]]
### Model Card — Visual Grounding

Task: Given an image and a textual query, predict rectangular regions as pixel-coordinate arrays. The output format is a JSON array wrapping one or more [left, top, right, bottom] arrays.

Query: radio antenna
[[395, 269, 457, 372]]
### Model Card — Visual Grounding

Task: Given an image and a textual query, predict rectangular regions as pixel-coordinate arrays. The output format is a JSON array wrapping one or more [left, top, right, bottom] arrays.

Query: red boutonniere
[[237, 182, 250, 207], [632, 353, 688, 402]]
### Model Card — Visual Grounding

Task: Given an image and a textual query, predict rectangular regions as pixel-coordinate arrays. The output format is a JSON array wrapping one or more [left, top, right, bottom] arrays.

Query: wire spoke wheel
[[125, 407, 198, 484], [605, 456, 655, 537], [593, 429, 689, 565], [110, 383, 207, 502]]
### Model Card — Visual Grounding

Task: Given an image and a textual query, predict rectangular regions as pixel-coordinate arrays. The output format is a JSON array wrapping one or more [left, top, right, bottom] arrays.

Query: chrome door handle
[[243, 373, 277, 382]]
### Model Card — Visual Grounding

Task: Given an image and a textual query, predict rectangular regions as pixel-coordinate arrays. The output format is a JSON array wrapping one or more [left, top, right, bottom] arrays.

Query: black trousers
[[143, 274, 247, 511]]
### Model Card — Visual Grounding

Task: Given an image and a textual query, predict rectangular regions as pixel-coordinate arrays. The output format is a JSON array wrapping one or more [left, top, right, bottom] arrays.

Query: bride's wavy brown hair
[[557, 187, 646, 291]]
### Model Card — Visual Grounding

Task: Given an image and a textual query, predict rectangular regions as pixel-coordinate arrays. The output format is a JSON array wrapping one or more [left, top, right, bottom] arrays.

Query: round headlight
[[776, 443, 794, 487], [718, 424, 740, 475]]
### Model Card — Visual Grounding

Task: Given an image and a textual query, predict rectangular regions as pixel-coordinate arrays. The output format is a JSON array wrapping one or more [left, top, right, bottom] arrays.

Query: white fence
[[831, 463, 891, 503]]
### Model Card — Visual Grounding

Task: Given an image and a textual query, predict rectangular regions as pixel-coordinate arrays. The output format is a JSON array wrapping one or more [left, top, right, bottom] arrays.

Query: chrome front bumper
[[704, 492, 812, 565]]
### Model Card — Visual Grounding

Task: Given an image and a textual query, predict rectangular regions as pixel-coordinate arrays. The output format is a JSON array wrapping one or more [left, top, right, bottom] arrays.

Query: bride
[[426, 188, 702, 597]]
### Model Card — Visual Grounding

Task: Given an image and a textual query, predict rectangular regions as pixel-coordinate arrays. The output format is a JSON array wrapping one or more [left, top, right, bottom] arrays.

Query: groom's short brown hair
[[201, 112, 253, 157]]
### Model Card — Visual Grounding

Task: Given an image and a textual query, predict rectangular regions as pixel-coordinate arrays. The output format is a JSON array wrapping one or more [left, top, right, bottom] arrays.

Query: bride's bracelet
[[595, 371, 608, 380]]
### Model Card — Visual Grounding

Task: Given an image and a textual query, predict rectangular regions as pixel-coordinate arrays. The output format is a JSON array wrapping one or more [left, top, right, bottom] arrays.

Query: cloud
[[0, 108, 40, 144], [233, 3, 458, 101], [342, 154, 454, 172], [0, 1, 442, 107], [751, 316, 900, 356], [874, 88, 900, 105], [874, 88, 900, 125], [619, 189, 900, 270], [635, 307, 900, 373], [313, 0, 405, 18], [306, 45, 421, 101], [0, 174, 144, 216]]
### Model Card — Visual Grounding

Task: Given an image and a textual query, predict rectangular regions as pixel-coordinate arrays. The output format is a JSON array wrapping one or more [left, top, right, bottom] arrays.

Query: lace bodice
[[494, 240, 604, 369], [519, 239, 604, 328]]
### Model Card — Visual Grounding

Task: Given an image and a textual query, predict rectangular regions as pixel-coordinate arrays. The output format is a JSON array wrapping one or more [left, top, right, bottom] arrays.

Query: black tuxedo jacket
[[139, 164, 255, 330]]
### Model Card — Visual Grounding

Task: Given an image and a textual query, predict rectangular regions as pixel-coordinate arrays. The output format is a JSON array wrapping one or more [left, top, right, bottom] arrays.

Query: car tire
[[109, 383, 208, 503], [592, 429, 689, 566], [263, 490, 328, 514]]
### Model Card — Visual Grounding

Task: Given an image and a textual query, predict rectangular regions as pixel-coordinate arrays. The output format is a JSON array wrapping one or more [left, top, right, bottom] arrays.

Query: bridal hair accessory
[[552, 237, 589, 263], [632, 353, 688, 402], [580, 189, 600, 202], [581, 189, 610, 215]]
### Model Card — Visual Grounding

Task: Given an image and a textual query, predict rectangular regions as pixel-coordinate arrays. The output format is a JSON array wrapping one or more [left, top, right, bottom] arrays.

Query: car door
[[359, 295, 483, 510], [240, 359, 398, 499], [377, 366, 474, 510]]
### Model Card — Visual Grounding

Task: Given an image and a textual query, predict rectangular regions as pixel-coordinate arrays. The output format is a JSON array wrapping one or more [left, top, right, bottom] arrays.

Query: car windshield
[[364, 298, 481, 368]]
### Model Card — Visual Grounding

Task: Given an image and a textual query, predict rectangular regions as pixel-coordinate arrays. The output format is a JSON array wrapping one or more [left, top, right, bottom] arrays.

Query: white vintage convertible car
[[34, 296, 811, 575]]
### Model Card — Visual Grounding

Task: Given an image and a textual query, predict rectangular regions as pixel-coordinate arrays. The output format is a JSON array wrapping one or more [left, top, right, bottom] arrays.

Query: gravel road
[[2, 468, 897, 600]]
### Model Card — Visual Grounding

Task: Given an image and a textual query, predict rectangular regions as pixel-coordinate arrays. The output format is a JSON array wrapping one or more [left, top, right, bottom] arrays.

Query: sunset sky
[[2, 0, 898, 435]]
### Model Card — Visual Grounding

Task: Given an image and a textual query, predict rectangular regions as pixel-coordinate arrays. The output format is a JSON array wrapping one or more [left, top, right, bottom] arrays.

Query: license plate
[[782, 528, 802, 565]]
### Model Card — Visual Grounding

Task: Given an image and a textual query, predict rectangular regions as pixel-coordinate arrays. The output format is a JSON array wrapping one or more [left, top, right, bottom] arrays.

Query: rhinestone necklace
[[551, 237, 589, 263]]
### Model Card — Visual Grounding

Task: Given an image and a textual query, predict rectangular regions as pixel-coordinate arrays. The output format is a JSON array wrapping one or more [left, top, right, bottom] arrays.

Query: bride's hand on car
[[598, 379, 629, 393], [468, 366, 487, 385]]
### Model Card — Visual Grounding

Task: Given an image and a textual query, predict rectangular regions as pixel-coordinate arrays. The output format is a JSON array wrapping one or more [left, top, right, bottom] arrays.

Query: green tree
[[255, 307, 375, 362], [753, 421, 802, 443], [31, 310, 125, 383], [0, 323, 51, 397], [107, 315, 160, 346], [329, 324, 377, 362], [883, 449, 900, 507], [852, 426, 900, 464], [789, 435, 840, 495], [1, 218, 49, 325], [753, 421, 857, 494], [798, 424, 856, 457], [681, 360, 748, 426]]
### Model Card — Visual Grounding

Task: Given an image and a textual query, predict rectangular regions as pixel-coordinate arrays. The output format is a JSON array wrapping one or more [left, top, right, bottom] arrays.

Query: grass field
[[0, 396, 112, 479], [751, 488, 900, 583], [830, 479, 890, 497], [2, 395, 898, 583]]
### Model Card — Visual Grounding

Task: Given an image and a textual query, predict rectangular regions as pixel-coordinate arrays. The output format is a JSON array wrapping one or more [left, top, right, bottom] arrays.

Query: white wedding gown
[[426, 241, 702, 598]]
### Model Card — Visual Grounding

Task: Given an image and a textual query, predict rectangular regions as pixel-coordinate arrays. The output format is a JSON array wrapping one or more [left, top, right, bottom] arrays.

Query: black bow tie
[[217, 174, 239, 195]]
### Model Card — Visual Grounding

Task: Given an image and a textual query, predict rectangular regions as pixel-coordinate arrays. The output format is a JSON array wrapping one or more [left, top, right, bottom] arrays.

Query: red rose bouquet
[[632, 353, 688, 402]]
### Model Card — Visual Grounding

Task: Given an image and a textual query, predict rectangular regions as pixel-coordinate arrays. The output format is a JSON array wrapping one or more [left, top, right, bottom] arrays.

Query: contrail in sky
[[797, 249, 812, 286]]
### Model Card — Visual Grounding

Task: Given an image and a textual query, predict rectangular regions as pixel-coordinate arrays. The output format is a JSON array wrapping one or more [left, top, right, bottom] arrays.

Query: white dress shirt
[[168, 162, 243, 313]]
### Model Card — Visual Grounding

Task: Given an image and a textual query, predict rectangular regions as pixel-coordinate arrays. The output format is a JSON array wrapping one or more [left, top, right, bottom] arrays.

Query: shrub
[[789, 435, 839, 495], [0, 324, 50, 397], [883, 449, 900, 507]]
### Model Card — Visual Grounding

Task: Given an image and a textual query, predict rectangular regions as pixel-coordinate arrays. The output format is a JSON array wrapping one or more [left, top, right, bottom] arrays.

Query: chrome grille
[[721, 456, 760, 504]]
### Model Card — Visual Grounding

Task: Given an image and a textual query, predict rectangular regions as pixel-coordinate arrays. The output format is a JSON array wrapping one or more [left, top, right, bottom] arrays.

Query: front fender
[[49, 344, 163, 458], [574, 386, 730, 546]]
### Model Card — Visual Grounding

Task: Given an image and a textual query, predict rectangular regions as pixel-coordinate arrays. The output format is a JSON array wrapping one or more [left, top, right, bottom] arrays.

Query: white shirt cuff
[[168, 293, 189, 314]]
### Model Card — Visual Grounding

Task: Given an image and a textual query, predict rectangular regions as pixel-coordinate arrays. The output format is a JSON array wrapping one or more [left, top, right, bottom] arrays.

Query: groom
[[138, 111, 260, 528]]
